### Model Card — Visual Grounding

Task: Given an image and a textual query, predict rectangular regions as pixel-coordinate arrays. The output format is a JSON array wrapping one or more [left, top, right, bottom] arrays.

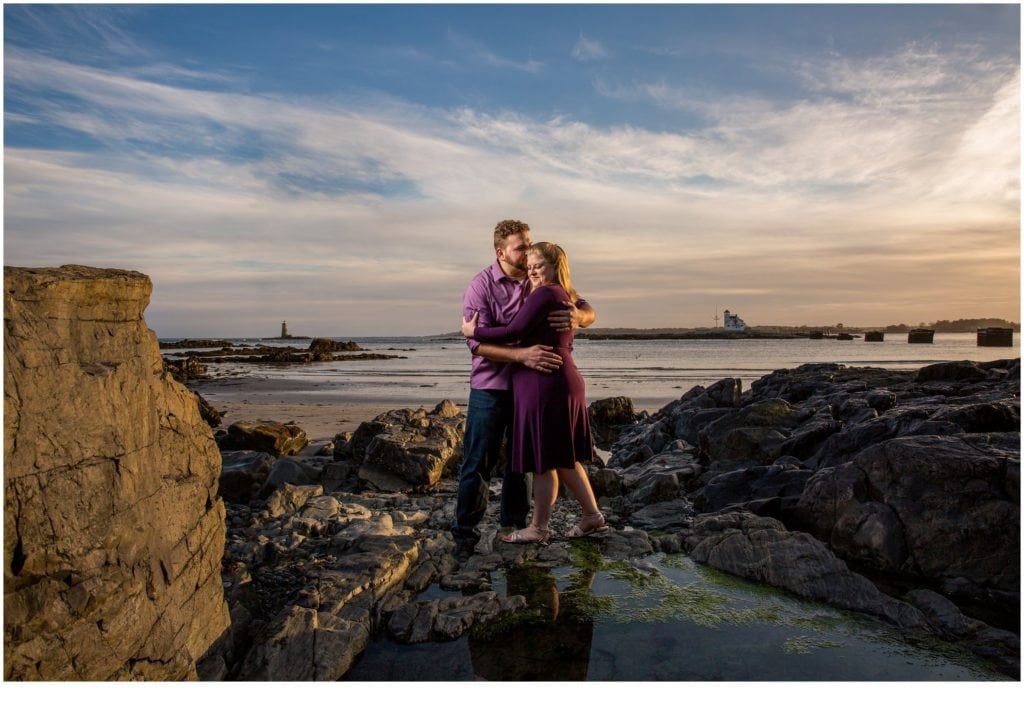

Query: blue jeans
[[452, 388, 529, 545]]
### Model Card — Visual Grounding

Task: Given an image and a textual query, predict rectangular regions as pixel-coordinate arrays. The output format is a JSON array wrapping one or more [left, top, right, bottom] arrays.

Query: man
[[452, 219, 596, 560]]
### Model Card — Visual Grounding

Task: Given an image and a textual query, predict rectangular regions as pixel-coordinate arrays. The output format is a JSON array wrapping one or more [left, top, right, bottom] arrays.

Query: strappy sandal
[[565, 512, 609, 539], [501, 526, 550, 545]]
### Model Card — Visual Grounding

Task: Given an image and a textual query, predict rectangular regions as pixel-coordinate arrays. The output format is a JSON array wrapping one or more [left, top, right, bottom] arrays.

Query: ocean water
[[174, 332, 1017, 412]]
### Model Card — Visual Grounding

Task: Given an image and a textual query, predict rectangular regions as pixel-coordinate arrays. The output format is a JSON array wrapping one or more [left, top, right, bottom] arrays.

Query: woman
[[462, 242, 607, 544]]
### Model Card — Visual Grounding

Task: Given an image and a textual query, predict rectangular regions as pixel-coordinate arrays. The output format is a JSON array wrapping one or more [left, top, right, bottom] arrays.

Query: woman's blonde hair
[[529, 242, 577, 303]]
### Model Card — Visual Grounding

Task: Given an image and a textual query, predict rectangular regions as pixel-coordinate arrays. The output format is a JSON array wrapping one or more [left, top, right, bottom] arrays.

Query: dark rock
[[265, 484, 324, 519], [916, 360, 989, 384], [164, 355, 208, 382], [681, 512, 928, 629], [704, 377, 743, 408], [796, 433, 1019, 626], [194, 391, 223, 428], [263, 457, 323, 495], [220, 420, 309, 457], [808, 405, 962, 469], [778, 412, 843, 459], [588, 396, 638, 449], [348, 401, 465, 488], [607, 417, 673, 469], [308, 338, 363, 360], [618, 443, 704, 504], [628, 499, 696, 531], [699, 461, 813, 522], [589, 467, 624, 498], [220, 450, 274, 503], [866, 390, 897, 411], [698, 399, 803, 463], [672, 407, 734, 446], [929, 400, 1020, 433], [236, 605, 370, 680]]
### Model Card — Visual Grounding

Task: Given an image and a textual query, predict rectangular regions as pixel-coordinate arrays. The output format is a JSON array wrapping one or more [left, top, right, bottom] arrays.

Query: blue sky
[[3, 3, 1020, 336]]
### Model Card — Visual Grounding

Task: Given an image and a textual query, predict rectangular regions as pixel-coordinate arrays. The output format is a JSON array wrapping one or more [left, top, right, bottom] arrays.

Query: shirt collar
[[489, 260, 527, 285]]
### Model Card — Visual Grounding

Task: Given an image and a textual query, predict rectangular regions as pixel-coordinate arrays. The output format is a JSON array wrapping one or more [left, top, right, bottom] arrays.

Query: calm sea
[[175, 333, 1017, 412]]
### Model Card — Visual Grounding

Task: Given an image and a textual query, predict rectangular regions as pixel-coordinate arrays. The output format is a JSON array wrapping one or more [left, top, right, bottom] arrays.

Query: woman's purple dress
[[473, 284, 594, 474]]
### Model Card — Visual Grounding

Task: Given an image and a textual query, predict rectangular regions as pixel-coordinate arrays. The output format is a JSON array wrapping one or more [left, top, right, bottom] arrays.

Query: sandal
[[501, 526, 550, 545], [565, 512, 609, 539]]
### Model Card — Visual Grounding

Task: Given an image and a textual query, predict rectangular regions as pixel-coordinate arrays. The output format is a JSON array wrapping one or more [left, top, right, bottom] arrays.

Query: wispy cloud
[[445, 28, 543, 74], [3, 37, 1018, 334], [5, 4, 150, 60], [572, 33, 608, 61]]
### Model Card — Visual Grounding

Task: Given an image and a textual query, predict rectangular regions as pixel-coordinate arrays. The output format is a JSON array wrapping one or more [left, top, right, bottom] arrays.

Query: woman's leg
[[530, 469, 559, 529], [556, 462, 600, 515], [503, 469, 558, 543], [558, 462, 608, 536]]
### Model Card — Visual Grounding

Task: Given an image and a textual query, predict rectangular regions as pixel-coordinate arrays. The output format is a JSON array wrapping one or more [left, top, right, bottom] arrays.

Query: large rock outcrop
[[4, 265, 230, 680]]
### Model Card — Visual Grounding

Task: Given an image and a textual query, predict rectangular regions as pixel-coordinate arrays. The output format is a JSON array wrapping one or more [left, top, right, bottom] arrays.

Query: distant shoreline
[[577, 331, 804, 340]]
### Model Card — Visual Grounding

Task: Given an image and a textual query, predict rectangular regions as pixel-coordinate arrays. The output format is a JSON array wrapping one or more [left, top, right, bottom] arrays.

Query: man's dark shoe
[[454, 540, 476, 564]]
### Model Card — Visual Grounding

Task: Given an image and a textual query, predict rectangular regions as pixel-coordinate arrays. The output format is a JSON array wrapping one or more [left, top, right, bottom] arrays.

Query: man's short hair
[[493, 219, 530, 250]]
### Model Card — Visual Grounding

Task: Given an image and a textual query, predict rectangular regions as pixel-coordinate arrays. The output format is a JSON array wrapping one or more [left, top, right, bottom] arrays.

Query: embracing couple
[[451, 219, 607, 561]]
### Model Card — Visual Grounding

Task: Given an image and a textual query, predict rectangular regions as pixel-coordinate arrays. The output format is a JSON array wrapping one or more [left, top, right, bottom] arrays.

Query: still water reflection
[[345, 547, 1009, 681]]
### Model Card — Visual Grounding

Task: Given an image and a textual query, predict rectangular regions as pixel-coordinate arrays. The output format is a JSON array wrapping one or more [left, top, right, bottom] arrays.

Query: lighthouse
[[281, 321, 290, 338], [723, 310, 747, 331]]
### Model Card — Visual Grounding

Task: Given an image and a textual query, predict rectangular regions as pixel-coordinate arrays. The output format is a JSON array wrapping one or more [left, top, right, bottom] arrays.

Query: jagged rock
[[929, 400, 1020, 433], [866, 389, 897, 411], [619, 443, 704, 505], [349, 400, 465, 488], [681, 512, 928, 629], [219, 450, 274, 503], [307, 338, 362, 360], [194, 391, 223, 428], [915, 360, 989, 384], [777, 409, 842, 459], [331, 431, 354, 459], [628, 499, 696, 531], [262, 456, 323, 494], [698, 399, 804, 463], [265, 484, 324, 519], [607, 417, 673, 469], [807, 405, 963, 469], [4, 265, 230, 680], [698, 460, 813, 522], [905, 589, 1020, 678], [386, 591, 525, 643], [164, 355, 209, 383], [795, 433, 1019, 626], [588, 396, 638, 449], [671, 407, 734, 447], [220, 419, 309, 456], [236, 605, 370, 680]]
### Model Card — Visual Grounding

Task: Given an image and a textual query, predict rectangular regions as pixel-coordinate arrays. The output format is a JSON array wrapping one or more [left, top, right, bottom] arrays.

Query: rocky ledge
[[208, 359, 1019, 679]]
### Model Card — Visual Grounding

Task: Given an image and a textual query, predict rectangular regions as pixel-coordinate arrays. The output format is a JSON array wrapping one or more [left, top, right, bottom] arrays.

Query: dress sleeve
[[473, 286, 553, 344]]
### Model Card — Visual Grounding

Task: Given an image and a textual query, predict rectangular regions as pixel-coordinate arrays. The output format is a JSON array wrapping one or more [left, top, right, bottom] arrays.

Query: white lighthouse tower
[[723, 310, 747, 331]]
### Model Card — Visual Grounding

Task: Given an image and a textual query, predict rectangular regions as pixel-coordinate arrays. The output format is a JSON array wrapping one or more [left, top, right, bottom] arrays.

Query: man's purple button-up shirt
[[462, 261, 529, 391]]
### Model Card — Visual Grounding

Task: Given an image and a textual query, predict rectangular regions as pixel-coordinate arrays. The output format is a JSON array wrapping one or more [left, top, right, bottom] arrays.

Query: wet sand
[[190, 374, 464, 442]]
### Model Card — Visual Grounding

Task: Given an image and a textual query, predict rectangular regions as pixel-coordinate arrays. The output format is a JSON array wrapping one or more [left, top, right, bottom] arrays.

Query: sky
[[3, 3, 1020, 337]]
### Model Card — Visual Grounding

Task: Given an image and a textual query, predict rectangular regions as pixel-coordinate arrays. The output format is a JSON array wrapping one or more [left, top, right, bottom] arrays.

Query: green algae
[[783, 635, 845, 655]]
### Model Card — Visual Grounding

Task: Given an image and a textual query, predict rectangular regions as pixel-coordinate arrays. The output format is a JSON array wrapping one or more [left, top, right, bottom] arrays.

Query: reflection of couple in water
[[469, 565, 599, 681], [452, 220, 607, 559]]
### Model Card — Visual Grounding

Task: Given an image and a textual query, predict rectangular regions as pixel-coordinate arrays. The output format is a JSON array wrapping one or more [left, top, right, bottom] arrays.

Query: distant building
[[281, 321, 291, 338], [723, 309, 747, 331]]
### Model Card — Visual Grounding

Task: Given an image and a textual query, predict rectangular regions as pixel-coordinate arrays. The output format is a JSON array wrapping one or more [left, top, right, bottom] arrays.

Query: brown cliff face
[[4, 265, 230, 680]]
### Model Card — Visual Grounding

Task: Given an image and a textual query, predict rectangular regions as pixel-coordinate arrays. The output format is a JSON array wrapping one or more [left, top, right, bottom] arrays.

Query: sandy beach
[[191, 374, 466, 443]]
